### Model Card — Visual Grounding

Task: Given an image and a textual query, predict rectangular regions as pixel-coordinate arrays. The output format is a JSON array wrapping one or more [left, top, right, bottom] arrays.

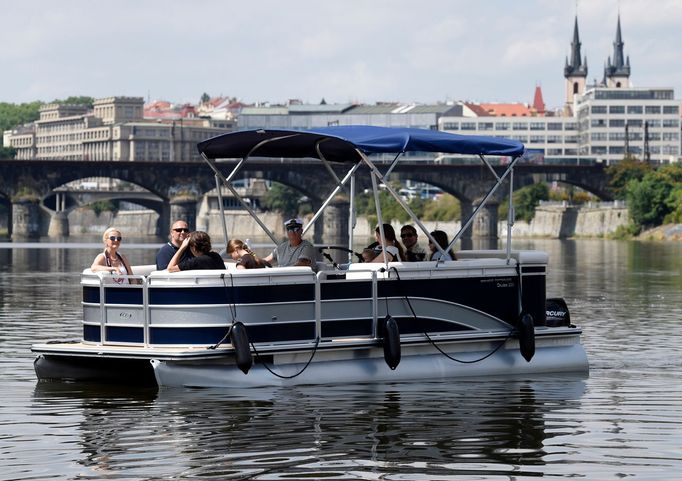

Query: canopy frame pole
[[369, 166, 388, 269], [315, 140, 346, 191], [383, 152, 404, 178], [479, 153, 501, 182], [201, 152, 279, 244], [301, 161, 363, 238], [506, 167, 515, 264], [356, 149, 446, 261], [447, 155, 522, 252], [214, 173, 229, 251], [348, 173, 356, 263]]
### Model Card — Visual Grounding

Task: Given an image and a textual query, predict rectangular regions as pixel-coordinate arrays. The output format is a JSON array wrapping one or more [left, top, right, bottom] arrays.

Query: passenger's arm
[[168, 238, 190, 272], [90, 253, 115, 272]]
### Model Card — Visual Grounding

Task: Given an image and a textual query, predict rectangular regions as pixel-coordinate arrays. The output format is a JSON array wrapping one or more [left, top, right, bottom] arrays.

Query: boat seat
[[346, 262, 400, 280]]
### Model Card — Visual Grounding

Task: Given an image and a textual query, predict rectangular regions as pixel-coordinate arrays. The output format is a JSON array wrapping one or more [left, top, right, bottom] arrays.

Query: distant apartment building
[[440, 16, 680, 164], [5, 96, 234, 161], [237, 15, 681, 165], [237, 102, 460, 132]]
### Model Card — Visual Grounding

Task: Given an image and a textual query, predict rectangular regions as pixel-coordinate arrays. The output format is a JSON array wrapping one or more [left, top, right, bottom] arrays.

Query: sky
[[2, 0, 682, 110]]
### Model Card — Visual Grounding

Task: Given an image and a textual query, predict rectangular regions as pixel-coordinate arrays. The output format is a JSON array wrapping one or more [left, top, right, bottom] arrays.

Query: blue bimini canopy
[[197, 125, 524, 162]]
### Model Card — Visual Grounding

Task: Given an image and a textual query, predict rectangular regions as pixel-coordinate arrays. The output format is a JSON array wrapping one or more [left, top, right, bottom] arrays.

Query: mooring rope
[[388, 266, 514, 364]]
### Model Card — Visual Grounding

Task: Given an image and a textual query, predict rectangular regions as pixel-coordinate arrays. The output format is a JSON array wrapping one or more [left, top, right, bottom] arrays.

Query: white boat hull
[[151, 332, 588, 388]]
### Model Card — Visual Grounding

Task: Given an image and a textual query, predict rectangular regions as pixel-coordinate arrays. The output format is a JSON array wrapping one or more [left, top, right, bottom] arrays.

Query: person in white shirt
[[371, 224, 404, 263]]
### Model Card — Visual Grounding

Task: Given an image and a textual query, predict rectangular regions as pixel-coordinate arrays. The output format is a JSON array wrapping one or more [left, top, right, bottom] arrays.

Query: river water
[[1, 239, 681, 480]]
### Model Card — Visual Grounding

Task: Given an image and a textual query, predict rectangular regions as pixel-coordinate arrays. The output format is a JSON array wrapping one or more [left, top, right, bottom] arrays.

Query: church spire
[[604, 14, 631, 85], [564, 16, 588, 78]]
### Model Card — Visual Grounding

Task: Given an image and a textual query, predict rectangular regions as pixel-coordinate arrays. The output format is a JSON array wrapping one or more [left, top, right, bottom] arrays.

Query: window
[[609, 105, 625, 114], [547, 135, 562, 144], [627, 105, 643, 114], [591, 105, 607, 114], [609, 132, 625, 141], [530, 122, 545, 131], [662, 119, 679, 128], [609, 146, 624, 155], [609, 119, 625, 127], [662, 132, 679, 141], [663, 105, 679, 114], [512, 122, 528, 130], [479, 122, 494, 131], [592, 146, 607, 154], [496, 122, 510, 131], [529, 135, 545, 143], [627, 119, 642, 128], [645, 105, 661, 114], [591, 119, 606, 127], [591, 133, 607, 141], [460, 122, 475, 130], [443, 122, 459, 130], [547, 123, 563, 131]]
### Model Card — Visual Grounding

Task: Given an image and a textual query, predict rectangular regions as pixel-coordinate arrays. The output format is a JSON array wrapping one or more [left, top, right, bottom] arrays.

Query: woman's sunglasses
[[108, 236, 122, 241], [173, 228, 190, 233]]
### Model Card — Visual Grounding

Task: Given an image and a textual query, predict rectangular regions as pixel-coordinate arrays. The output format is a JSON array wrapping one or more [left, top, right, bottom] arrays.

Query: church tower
[[604, 15, 631, 88], [564, 16, 588, 108]]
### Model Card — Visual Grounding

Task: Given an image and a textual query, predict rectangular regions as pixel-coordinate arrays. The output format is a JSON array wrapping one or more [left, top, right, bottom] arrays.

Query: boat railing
[[81, 252, 548, 348]]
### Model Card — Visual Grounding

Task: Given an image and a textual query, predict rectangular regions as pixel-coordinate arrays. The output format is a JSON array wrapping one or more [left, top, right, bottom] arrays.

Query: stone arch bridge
[[0, 158, 610, 242]]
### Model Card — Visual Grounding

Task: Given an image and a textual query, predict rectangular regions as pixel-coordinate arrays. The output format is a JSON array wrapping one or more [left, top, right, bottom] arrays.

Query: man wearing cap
[[156, 220, 194, 270], [263, 217, 316, 270]]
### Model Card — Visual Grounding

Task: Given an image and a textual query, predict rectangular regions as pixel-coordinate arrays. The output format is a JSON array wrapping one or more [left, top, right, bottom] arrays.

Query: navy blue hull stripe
[[83, 315, 475, 345], [82, 274, 544, 326]]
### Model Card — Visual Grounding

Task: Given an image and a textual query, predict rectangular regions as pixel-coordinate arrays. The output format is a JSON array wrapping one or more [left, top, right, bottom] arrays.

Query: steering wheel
[[318, 246, 365, 266]]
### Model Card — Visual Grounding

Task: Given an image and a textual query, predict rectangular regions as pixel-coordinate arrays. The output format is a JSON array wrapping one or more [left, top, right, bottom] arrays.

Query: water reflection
[[4, 240, 682, 480], [32, 377, 585, 479]]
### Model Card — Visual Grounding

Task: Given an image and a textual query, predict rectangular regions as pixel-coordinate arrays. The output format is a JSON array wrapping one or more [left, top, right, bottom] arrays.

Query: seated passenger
[[168, 231, 226, 272], [400, 224, 427, 261], [90, 227, 135, 284], [156, 219, 193, 270], [361, 247, 377, 263], [227, 239, 271, 269], [371, 224, 404, 263], [262, 217, 316, 270], [428, 230, 456, 261]]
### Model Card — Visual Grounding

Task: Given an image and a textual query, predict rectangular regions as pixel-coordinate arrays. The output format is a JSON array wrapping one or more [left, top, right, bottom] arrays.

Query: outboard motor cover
[[546, 298, 571, 327]]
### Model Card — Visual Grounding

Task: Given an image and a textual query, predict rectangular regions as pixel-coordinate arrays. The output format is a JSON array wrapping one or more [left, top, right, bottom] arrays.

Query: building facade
[[5, 97, 233, 161], [439, 15, 680, 165]]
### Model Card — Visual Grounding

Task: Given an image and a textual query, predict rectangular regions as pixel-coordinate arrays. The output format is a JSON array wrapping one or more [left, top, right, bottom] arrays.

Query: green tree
[[421, 194, 460, 221], [0, 146, 16, 159], [90, 200, 117, 216], [200, 92, 210, 104], [627, 164, 682, 228], [606, 156, 652, 200], [500, 183, 549, 222], [54, 96, 94, 108], [262, 182, 305, 217], [664, 185, 682, 223], [0, 101, 43, 131]]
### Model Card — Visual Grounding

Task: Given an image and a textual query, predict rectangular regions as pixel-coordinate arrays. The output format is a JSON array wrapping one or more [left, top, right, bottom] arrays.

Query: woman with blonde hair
[[227, 239, 270, 269], [90, 227, 135, 284]]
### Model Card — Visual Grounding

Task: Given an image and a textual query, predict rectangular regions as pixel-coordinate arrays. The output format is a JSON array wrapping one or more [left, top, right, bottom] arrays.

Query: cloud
[[0, 0, 680, 109]]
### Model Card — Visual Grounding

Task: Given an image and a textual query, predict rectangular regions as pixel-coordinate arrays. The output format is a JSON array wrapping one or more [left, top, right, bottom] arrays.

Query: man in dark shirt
[[168, 231, 226, 271], [156, 220, 193, 270]]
